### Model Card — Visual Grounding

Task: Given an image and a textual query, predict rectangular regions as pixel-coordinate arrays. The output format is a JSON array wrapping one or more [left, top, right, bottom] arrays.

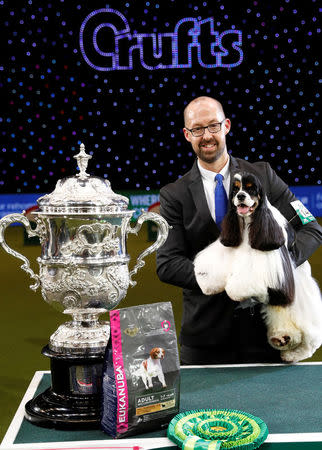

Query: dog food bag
[[101, 301, 180, 438]]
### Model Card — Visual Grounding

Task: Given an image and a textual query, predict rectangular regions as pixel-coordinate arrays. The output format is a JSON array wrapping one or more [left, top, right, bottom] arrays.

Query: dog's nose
[[237, 192, 246, 201]]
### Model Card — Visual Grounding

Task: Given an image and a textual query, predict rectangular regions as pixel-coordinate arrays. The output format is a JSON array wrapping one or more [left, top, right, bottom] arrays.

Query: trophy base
[[25, 345, 105, 429]]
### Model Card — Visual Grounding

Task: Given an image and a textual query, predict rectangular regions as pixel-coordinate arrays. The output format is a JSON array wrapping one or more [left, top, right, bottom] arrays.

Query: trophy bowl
[[0, 143, 169, 428]]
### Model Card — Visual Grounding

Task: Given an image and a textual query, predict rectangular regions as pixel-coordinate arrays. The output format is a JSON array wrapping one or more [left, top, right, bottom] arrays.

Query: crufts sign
[[80, 8, 243, 71]]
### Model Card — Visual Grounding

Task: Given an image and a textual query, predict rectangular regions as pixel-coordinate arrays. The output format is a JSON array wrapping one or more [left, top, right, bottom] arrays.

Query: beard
[[194, 140, 226, 164]]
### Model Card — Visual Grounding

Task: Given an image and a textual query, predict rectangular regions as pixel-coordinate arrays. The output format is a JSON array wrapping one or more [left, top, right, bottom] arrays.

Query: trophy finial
[[74, 143, 92, 180]]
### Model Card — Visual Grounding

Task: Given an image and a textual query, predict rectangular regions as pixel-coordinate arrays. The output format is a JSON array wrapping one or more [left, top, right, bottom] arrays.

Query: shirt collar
[[197, 157, 230, 182]]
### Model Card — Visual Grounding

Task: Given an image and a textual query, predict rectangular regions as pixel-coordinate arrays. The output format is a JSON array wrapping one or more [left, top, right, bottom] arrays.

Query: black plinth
[[25, 345, 105, 429]]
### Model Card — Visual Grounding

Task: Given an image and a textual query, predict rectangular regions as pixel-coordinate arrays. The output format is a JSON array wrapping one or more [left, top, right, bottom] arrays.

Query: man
[[156, 96, 322, 365]]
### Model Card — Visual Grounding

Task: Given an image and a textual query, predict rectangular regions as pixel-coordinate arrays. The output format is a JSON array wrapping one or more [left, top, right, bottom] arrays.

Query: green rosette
[[167, 408, 268, 450]]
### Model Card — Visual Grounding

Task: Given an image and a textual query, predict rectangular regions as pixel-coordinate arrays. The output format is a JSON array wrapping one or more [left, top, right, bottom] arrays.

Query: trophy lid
[[36, 143, 130, 215]]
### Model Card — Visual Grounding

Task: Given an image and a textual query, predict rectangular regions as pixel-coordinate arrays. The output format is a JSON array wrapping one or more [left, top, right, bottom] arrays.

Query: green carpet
[[0, 220, 321, 440], [10, 366, 322, 444]]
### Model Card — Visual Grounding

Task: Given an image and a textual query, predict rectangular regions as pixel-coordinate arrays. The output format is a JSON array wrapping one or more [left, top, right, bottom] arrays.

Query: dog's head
[[220, 171, 285, 250], [231, 172, 263, 218], [150, 347, 165, 359]]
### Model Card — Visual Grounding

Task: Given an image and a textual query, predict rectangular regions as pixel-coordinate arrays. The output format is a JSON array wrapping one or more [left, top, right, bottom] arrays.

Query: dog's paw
[[228, 294, 250, 302], [280, 351, 297, 363], [268, 329, 302, 351], [269, 335, 291, 349], [280, 347, 313, 363], [226, 283, 267, 303], [195, 272, 225, 295], [202, 286, 221, 295]]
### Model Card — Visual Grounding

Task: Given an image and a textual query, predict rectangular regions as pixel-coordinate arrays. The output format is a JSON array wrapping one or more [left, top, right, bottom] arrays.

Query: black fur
[[267, 288, 291, 306], [220, 208, 242, 247], [249, 198, 285, 250], [272, 245, 295, 305]]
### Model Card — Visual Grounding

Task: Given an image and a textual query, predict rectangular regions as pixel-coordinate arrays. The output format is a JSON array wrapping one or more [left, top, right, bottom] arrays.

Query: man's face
[[183, 99, 231, 165]]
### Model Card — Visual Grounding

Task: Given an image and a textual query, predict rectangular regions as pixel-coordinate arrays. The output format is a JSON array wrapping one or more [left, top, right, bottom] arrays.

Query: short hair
[[183, 96, 225, 126]]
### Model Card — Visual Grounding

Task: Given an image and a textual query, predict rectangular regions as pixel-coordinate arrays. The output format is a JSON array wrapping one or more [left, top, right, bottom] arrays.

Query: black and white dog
[[194, 172, 322, 362]]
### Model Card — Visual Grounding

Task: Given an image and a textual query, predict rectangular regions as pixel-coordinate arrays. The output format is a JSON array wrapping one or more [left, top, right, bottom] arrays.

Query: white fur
[[263, 262, 322, 362], [135, 348, 166, 389], [195, 204, 287, 302], [194, 203, 322, 362]]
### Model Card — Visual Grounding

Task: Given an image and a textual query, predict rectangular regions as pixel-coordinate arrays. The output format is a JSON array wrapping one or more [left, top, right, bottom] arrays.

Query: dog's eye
[[245, 183, 253, 188], [247, 186, 257, 196], [233, 181, 241, 193]]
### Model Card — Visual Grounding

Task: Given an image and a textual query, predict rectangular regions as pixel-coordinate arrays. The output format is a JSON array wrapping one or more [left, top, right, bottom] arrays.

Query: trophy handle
[[0, 213, 41, 290], [127, 211, 169, 286]]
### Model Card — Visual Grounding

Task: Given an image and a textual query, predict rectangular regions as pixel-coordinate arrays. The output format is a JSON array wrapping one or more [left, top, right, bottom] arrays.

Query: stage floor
[[1, 363, 322, 449]]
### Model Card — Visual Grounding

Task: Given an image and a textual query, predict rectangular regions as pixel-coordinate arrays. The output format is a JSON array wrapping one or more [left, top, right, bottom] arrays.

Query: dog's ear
[[220, 208, 242, 247], [150, 348, 157, 358], [249, 200, 285, 250]]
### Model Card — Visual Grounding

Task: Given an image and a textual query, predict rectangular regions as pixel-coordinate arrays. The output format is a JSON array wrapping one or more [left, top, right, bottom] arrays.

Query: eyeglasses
[[185, 119, 225, 137]]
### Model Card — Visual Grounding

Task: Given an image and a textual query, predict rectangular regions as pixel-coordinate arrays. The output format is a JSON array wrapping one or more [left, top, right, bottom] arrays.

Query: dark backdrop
[[3, 0, 321, 194]]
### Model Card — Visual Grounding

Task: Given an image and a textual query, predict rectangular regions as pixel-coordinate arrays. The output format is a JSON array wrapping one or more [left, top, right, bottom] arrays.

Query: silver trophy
[[0, 143, 169, 428]]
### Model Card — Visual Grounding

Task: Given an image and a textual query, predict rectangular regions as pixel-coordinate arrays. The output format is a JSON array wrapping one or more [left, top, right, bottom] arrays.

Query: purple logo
[[80, 9, 243, 71]]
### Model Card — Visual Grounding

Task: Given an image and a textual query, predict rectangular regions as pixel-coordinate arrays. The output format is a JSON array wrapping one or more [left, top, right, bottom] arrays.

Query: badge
[[290, 200, 315, 225]]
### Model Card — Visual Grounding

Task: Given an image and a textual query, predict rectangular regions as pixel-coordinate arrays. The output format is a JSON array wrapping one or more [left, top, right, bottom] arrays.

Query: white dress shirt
[[197, 158, 230, 223]]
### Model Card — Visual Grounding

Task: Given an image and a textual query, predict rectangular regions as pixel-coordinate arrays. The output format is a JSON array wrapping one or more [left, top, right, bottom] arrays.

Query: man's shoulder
[[232, 157, 270, 174], [231, 157, 281, 192]]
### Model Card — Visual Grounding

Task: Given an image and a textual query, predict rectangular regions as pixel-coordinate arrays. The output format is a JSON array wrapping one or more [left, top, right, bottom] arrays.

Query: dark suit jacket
[[156, 157, 322, 355]]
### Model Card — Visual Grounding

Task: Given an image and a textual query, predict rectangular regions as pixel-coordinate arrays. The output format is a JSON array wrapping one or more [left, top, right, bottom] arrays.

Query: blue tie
[[215, 173, 227, 227]]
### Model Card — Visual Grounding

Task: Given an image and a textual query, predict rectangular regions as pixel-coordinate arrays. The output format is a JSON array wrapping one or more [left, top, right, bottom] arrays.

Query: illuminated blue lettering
[[79, 9, 243, 71]]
